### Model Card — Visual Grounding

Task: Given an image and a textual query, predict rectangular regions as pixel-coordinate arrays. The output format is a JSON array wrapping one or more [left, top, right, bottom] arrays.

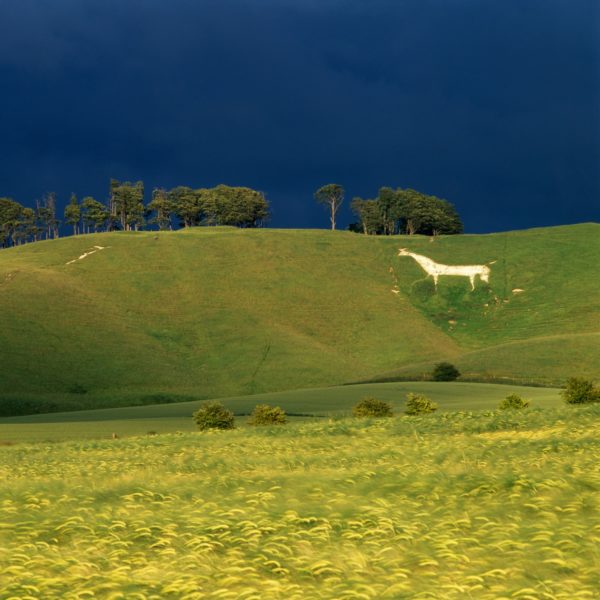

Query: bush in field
[[352, 396, 393, 418], [499, 394, 530, 410], [192, 401, 235, 430], [249, 404, 287, 425], [405, 393, 438, 415], [561, 377, 600, 405], [432, 362, 460, 381]]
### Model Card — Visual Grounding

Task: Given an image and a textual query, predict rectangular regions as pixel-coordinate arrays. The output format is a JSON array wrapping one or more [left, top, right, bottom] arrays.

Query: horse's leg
[[469, 275, 475, 291]]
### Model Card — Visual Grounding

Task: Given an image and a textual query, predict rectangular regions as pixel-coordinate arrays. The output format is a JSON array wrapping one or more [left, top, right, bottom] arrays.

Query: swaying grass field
[[2, 405, 599, 599]]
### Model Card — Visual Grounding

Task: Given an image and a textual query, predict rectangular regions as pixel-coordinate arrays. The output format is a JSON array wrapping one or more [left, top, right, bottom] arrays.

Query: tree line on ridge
[[0, 181, 270, 247], [0, 180, 463, 248], [313, 183, 462, 236]]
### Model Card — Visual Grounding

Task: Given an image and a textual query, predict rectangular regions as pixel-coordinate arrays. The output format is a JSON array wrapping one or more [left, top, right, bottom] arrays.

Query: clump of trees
[[350, 186, 463, 236], [0, 193, 60, 247], [0, 180, 270, 248]]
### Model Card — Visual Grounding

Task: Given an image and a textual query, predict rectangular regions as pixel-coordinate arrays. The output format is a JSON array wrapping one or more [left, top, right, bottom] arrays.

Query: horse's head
[[398, 248, 410, 256]]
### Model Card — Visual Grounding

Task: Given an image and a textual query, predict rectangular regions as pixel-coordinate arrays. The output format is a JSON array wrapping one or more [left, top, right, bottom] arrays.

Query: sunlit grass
[[2, 405, 599, 598], [0, 224, 598, 416]]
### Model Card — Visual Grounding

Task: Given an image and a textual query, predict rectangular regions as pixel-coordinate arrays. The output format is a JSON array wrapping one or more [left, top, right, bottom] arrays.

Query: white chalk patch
[[391, 289, 400, 294], [512, 288, 524, 294], [398, 248, 492, 291], [66, 246, 109, 265]]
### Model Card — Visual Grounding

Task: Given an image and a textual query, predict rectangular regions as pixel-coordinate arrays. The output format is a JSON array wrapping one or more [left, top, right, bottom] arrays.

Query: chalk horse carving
[[398, 248, 493, 291]]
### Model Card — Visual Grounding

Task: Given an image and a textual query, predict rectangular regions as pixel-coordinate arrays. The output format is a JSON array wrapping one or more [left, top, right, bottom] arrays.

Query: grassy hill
[[0, 223, 598, 413]]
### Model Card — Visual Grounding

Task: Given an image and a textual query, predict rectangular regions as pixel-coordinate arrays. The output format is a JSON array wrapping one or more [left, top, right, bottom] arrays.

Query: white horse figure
[[398, 248, 493, 290]]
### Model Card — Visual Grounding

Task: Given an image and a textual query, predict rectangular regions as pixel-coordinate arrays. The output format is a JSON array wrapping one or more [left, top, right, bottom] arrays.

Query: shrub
[[192, 401, 235, 430], [249, 404, 287, 425], [352, 396, 393, 418], [499, 394, 530, 410], [432, 362, 460, 381], [561, 377, 600, 405], [405, 393, 438, 415]]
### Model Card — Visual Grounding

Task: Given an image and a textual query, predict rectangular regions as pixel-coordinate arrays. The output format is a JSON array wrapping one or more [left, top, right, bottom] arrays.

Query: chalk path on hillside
[[66, 246, 109, 265]]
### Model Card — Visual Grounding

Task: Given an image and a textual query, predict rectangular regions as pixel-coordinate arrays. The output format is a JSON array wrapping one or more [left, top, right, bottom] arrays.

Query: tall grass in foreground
[[1, 406, 600, 598]]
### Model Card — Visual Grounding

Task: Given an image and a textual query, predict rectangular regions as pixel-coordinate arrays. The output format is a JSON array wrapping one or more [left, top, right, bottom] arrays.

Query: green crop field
[[0, 223, 598, 415], [0, 381, 562, 443], [2, 405, 599, 599]]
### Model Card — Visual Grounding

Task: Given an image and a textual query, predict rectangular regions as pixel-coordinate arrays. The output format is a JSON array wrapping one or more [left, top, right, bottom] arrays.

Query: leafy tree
[[352, 397, 393, 417], [112, 180, 145, 230], [19, 207, 39, 242], [205, 185, 269, 228], [378, 187, 406, 234], [562, 377, 599, 404], [0, 197, 24, 247], [169, 186, 204, 227], [192, 401, 235, 430], [350, 197, 383, 234], [81, 197, 109, 233], [401, 191, 462, 236], [37, 192, 60, 239], [432, 362, 460, 381], [64, 193, 81, 235], [314, 184, 344, 230], [147, 188, 173, 230]]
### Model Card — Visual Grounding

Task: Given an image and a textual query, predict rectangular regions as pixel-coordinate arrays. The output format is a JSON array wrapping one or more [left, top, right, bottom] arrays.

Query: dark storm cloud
[[0, 0, 598, 231]]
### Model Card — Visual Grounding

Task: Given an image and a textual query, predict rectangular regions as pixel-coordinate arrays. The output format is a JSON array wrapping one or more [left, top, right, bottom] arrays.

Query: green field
[[2, 404, 599, 599], [0, 381, 562, 442], [0, 224, 598, 415]]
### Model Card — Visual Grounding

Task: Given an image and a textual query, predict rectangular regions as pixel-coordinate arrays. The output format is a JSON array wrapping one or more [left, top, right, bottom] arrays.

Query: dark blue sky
[[0, 0, 598, 232]]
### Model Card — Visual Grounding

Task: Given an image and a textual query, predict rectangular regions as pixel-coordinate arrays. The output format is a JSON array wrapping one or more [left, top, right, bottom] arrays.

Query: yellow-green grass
[[2, 405, 599, 598], [0, 381, 562, 442], [0, 224, 598, 414]]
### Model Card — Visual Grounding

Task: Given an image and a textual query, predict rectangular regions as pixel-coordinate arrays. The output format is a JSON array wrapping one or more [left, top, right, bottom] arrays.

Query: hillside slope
[[0, 224, 598, 411]]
